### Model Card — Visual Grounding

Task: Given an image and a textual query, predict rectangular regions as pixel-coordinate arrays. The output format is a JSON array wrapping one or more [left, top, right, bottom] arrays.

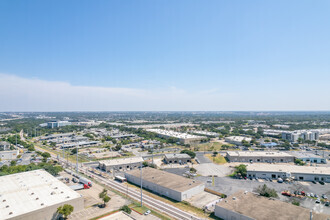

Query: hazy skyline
[[1, 0, 329, 111]]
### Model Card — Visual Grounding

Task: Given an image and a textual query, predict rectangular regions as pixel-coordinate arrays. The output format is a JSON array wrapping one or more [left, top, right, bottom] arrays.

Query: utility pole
[[140, 162, 143, 207], [76, 145, 78, 174]]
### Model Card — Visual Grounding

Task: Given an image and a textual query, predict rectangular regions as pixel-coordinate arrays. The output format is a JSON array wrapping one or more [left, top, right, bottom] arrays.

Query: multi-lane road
[[35, 144, 202, 220]]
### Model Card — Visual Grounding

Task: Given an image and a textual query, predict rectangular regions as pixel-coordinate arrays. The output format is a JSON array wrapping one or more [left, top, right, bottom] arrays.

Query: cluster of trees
[[294, 159, 306, 166], [5, 135, 35, 151], [254, 184, 278, 198], [120, 205, 132, 214], [232, 164, 247, 177], [180, 149, 196, 158], [0, 162, 63, 176]]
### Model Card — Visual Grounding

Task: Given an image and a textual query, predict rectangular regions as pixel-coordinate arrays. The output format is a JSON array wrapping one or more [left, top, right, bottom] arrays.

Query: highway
[[34, 144, 202, 220]]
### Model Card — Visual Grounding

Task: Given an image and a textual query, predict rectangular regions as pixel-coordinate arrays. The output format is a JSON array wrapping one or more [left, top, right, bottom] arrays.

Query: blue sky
[[0, 0, 329, 111]]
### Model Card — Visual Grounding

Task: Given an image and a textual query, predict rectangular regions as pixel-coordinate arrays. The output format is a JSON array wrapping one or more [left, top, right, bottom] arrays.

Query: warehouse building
[[0, 150, 19, 160], [214, 191, 329, 220], [225, 136, 252, 145], [164, 153, 191, 164], [146, 129, 207, 144], [99, 157, 144, 172], [288, 152, 327, 164], [125, 167, 205, 201], [0, 169, 84, 220], [247, 164, 330, 182], [226, 151, 295, 163]]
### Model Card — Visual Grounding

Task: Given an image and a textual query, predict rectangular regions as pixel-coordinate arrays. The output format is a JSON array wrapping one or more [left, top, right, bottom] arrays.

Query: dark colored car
[[319, 181, 325, 185]]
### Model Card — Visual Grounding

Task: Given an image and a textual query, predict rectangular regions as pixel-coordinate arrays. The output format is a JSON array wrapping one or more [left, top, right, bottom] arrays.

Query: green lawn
[[205, 154, 227, 165]]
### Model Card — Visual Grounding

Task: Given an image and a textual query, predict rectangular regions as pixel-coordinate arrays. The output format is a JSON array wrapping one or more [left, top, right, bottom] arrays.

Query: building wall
[[214, 205, 254, 220], [299, 157, 327, 164], [226, 154, 294, 163], [0, 150, 19, 160], [247, 171, 330, 183], [164, 157, 191, 164], [100, 161, 142, 172], [125, 172, 204, 201], [7, 196, 84, 220]]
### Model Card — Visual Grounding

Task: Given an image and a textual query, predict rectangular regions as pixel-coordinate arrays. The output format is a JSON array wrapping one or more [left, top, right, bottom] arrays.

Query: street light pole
[[140, 162, 143, 207]]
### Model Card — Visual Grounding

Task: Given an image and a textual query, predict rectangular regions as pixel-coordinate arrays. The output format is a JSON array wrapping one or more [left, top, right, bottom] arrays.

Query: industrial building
[[99, 157, 144, 172], [125, 167, 205, 201], [146, 129, 207, 144], [247, 164, 330, 182], [47, 120, 72, 128], [225, 136, 252, 145], [39, 133, 74, 141], [214, 191, 329, 220], [0, 141, 11, 150], [226, 151, 295, 163], [190, 130, 220, 137], [0, 150, 19, 160], [0, 169, 84, 220], [60, 141, 100, 149], [164, 153, 191, 164], [288, 152, 327, 164]]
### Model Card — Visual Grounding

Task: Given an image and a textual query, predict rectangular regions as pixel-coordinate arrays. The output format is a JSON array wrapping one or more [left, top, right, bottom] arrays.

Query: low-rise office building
[[164, 153, 191, 164], [247, 164, 330, 182], [225, 136, 252, 145], [282, 130, 319, 142], [0, 150, 19, 160], [125, 167, 205, 201], [226, 151, 295, 163], [47, 120, 72, 128], [99, 157, 144, 172], [214, 191, 329, 220], [0, 169, 84, 220]]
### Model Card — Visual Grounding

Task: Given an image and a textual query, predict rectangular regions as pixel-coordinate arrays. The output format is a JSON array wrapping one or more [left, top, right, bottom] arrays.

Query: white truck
[[79, 177, 92, 187], [70, 184, 90, 191]]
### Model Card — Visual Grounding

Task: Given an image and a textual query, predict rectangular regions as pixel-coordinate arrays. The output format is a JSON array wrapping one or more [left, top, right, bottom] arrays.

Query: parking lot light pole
[[140, 162, 143, 207]]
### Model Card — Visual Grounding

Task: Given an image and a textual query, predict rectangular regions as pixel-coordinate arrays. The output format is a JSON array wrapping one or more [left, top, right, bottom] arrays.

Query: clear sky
[[0, 0, 329, 111]]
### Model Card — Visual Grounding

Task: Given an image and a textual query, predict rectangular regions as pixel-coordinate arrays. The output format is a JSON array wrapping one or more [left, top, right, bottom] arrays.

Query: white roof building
[[0, 169, 84, 220]]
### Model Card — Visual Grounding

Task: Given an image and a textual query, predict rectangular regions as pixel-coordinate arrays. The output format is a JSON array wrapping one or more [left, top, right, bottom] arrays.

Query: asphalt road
[[195, 152, 212, 164]]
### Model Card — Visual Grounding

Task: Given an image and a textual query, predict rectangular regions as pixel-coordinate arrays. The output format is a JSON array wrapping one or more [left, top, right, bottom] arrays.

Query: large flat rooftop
[[227, 151, 294, 157], [146, 129, 205, 140], [0, 169, 82, 219], [99, 157, 144, 166], [247, 164, 330, 175], [216, 191, 329, 220], [165, 153, 191, 159], [125, 167, 204, 192]]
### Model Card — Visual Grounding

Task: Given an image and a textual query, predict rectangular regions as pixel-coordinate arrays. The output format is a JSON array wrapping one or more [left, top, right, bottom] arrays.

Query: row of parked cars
[[282, 190, 329, 205]]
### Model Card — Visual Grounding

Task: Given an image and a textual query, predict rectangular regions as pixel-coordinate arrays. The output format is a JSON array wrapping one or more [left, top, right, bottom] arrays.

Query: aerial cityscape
[[0, 1, 329, 220]]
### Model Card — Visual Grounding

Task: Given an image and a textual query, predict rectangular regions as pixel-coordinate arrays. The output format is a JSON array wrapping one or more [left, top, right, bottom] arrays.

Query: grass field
[[195, 142, 224, 151], [205, 154, 227, 165]]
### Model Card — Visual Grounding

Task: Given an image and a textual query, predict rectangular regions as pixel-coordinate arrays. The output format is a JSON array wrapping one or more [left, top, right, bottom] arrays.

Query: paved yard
[[195, 163, 233, 177]]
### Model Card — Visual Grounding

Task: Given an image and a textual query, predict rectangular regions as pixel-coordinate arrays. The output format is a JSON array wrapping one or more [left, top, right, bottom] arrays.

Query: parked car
[[277, 178, 283, 183], [310, 193, 314, 197], [315, 199, 321, 203], [144, 210, 151, 215], [306, 193, 310, 197], [325, 201, 329, 206], [312, 180, 317, 184], [319, 181, 325, 185], [322, 194, 328, 199], [72, 178, 78, 183]]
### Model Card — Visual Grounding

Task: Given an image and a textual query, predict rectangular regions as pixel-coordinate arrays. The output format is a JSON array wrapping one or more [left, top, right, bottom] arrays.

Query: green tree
[[254, 184, 278, 198], [120, 205, 132, 214], [71, 148, 77, 155], [213, 151, 218, 157], [99, 188, 110, 207], [234, 164, 247, 177], [103, 195, 111, 207], [57, 204, 74, 219], [10, 160, 17, 166]]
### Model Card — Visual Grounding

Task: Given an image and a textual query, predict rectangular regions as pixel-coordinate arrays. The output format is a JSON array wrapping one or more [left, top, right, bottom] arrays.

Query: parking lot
[[195, 176, 330, 215]]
